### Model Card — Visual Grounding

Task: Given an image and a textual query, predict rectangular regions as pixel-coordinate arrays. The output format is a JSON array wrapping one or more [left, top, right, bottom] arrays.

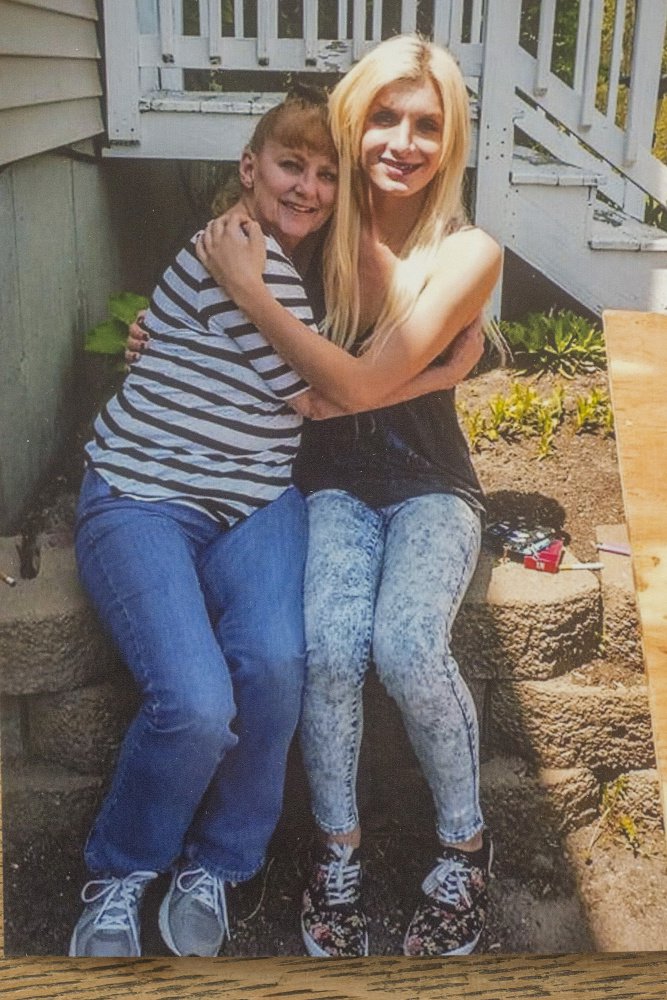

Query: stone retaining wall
[[0, 532, 661, 883]]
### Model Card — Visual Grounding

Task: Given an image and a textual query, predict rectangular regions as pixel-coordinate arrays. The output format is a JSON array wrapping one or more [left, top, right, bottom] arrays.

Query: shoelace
[[82, 871, 157, 954], [322, 844, 361, 907], [422, 856, 475, 909], [176, 866, 230, 940]]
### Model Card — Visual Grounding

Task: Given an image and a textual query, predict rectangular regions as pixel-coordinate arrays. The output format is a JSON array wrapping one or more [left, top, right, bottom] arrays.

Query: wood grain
[[2, 309, 666, 996]]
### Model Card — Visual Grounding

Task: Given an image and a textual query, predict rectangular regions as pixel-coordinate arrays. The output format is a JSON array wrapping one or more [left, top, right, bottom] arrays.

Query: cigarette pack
[[523, 538, 564, 573]]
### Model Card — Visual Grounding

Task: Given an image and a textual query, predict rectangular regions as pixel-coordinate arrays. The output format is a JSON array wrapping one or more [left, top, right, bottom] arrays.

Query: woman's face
[[240, 139, 338, 254], [360, 77, 444, 200]]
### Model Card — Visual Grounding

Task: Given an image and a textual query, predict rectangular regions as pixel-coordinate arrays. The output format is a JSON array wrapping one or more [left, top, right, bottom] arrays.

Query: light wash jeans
[[75, 468, 307, 882], [300, 489, 483, 845]]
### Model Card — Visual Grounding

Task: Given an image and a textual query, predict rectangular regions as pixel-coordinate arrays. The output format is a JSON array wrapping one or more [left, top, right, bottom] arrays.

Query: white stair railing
[[104, 0, 665, 222], [513, 0, 667, 217]]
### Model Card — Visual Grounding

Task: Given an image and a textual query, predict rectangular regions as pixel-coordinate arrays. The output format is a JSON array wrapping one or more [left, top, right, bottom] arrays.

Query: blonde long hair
[[324, 35, 472, 353]]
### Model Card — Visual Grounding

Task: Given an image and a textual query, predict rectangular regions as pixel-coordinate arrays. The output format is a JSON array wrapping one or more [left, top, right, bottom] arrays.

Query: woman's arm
[[128, 314, 484, 418], [197, 218, 500, 412]]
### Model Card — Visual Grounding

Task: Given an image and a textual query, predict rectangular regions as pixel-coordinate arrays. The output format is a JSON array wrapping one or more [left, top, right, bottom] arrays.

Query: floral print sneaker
[[403, 831, 493, 957], [301, 842, 369, 957]]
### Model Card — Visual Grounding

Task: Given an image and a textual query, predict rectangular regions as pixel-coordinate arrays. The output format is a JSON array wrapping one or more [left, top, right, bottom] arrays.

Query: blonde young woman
[[194, 35, 502, 959]]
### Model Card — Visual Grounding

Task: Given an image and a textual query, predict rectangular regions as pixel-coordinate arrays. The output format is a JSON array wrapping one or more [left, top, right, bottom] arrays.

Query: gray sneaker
[[69, 871, 158, 957], [158, 865, 229, 956]]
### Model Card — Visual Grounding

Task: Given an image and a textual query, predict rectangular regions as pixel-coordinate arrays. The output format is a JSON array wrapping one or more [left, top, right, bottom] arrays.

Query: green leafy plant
[[574, 387, 614, 436], [500, 310, 607, 377], [587, 776, 642, 858], [458, 382, 565, 458], [457, 404, 487, 451], [84, 292, 149, 361]]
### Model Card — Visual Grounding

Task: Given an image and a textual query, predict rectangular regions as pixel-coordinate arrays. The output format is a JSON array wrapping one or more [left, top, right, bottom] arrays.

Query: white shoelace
[[422, 856, 474, 909], [176, 866, 230, 940], [82, 871, 157, 954], [322, 844, 361, 907]]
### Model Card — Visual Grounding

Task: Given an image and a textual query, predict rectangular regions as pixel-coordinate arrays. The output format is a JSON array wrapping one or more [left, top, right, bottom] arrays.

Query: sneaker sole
[[68, 925, 140, 958], [158, 885, 185, 957], [301, 916, 369, 958], [158, 883, 224, 957], [402, 923, 483, 958]]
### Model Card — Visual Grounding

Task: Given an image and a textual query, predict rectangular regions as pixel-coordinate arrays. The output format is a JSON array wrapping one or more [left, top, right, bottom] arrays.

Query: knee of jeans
[[306, 620, 368, 693], [373, 613, 451, 703], [151, 679, 237, 751], [232, 644, 305, 718]]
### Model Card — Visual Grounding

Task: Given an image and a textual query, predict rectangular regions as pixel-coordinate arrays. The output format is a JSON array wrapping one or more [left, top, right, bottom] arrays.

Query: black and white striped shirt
[[85, 232, 315, 526]]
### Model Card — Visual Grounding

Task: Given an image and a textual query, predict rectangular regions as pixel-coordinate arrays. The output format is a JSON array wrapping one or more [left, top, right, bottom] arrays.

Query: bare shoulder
[[437, 226, 502, 272]]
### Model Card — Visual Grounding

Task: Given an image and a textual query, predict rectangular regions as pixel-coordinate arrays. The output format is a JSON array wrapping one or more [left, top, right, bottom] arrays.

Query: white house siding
[[0, 1, 118, 531], [0, 0, 103, 167], [0, 148, 131, 532]]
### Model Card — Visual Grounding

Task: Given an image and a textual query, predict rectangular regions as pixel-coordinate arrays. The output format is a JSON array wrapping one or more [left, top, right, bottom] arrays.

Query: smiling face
[[240, 139, 338, 255], [360, 77, 444, 202]]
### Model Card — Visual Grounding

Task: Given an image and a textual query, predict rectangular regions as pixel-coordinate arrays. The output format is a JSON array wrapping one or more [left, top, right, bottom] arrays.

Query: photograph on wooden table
[[1, 0, 667, 962]]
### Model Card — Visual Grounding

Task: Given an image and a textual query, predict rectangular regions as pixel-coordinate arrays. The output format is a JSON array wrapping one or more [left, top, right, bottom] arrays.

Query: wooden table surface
[[1, 309, 666, 998]]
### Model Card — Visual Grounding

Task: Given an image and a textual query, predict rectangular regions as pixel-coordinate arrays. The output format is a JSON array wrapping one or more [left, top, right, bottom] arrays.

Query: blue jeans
[[75, 469, 307, 882], [300, 489, 483, 845]]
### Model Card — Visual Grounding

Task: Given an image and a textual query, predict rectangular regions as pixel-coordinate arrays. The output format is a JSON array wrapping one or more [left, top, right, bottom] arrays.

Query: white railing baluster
[[158, 0, 175, 62], [304, 0, 318, 64], [432, 0, 454, 47], [606, 0, 627, 122], [257, 0, 278, 65], [234, 0, 244, 38], [159, 0, 184, 88], [208, 0, 222, 63], [137, 0, 159, 92], [624, 0, 667, 165], [534, 0, 556, 96], [371, 0, 382, 41], [401, 0, 418, 35], [352, 0, 366, 60], [580, 0, 604, 128], [448, 0, 464, 51], [470, 0, 483, 44], [338, 0, 349, 39], [573, 0, 590, 92], [104, 0, 141, 140]]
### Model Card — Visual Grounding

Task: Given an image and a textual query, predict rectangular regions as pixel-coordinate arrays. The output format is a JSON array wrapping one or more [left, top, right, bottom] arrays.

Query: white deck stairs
[[101, 0, 667, 317]]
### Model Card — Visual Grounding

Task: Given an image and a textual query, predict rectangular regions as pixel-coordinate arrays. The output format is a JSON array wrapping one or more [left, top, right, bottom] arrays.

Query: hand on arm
[[201, 219, 501, 411], [125, 310, 148, 364], [288, 317, 484, 419]]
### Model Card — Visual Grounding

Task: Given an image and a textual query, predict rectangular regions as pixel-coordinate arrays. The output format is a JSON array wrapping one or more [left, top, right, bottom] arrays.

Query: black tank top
[[293, 239, 485, 515]]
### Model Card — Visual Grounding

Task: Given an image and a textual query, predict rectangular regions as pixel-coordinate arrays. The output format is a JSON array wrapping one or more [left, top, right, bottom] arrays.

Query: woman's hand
[[437, 315, 485, 384], [196, 211, 267, 302], [125, 310, 148, 365]]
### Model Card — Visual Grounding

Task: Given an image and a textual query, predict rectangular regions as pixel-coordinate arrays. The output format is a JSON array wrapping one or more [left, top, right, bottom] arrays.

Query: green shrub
[[500, 310, 607, 377]]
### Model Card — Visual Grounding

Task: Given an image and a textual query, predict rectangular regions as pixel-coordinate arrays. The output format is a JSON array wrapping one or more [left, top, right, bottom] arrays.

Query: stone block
[[491, 665, 655, 770], [453, 551, 602, 680], [2, 760, 103, 846], [595, 524, 644, 670], [28, 679, 137, 775], [0, 538, 120, 695], [612, 769, 663, 831], [0, 694, 24, 759], [480, 756, 599, 838]]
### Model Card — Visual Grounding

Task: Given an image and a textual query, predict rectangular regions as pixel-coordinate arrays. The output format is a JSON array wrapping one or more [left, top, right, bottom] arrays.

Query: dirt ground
[[4, 361, 667, 957]]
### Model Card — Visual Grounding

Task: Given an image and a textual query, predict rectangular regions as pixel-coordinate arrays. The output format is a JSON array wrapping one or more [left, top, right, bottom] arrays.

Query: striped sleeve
[[202, 236, 317, 400]]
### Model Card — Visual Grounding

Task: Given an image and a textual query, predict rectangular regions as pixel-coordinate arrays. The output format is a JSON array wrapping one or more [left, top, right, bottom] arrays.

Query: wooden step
[[511, 147, 603, 188], [590, 205, 667, 252]]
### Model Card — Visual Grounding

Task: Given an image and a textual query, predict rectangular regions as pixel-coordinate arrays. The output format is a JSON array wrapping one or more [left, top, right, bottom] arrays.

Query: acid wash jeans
[[300, 489, 483, 845], [75, 468, 307, 884]]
